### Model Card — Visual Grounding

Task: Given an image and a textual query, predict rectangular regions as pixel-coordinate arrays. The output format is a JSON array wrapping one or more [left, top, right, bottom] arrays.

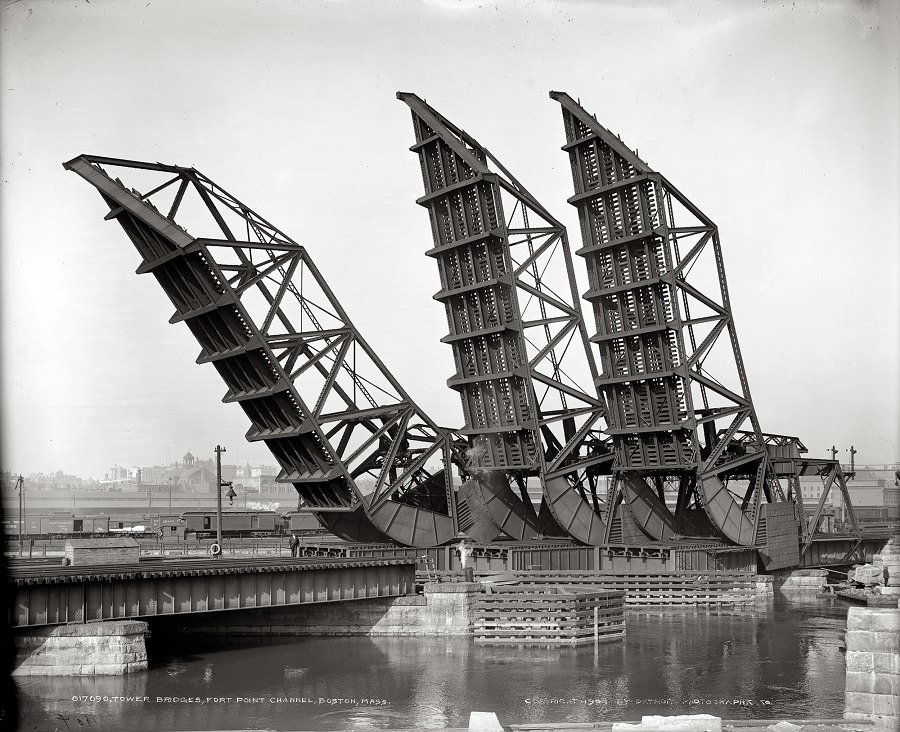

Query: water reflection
[[16, 597, 850, 730]]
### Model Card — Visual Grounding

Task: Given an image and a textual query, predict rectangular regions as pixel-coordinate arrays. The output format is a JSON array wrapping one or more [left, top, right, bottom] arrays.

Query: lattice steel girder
[[550, 91, 790, 547], [399, 92, 675, 546], [64, 155, 464, 547]]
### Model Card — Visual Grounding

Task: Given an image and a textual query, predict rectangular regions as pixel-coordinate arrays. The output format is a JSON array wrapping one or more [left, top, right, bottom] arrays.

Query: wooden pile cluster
[[507, 571, 757, 606], [473, 585, 625, 646]]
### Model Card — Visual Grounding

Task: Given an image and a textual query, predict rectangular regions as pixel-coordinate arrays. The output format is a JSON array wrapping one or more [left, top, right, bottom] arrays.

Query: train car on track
[[181, 510, 281, 539], [3, 512, 183, 539], [282, 510, 334, 539]]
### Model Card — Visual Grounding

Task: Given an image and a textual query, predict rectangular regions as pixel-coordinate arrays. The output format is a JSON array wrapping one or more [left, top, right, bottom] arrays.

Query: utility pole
[[215, 445, 226, 554], [15, 476, 24, 556]]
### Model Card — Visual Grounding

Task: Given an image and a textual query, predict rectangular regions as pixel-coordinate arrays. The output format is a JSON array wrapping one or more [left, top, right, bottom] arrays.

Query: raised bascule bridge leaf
[[549, 91, 857, 566], [398, 92, 673, 546], [64, 155, 465, 547], [65, 94, 857, 562]]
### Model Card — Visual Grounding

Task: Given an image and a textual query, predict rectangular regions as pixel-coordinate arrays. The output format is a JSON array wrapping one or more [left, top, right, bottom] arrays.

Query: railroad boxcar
[[182, 510, 280, 539], [282, 511, 331, 537], [2, 514, 112, 538], [144, 513, 183, 531]]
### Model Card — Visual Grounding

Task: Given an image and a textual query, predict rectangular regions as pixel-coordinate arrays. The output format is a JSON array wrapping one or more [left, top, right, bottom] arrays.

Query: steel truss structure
[[65, 155, 464, 547], [66, 92, 862, 558], [549, 92, 859, 562], [399, 93, 675, 545]]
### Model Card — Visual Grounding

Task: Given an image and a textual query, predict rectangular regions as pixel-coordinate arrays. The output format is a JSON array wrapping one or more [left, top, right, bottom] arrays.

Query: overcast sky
[[2, 0, 898, 479]]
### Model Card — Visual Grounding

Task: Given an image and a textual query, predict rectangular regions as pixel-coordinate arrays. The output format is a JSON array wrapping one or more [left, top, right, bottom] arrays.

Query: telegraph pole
[[15, 476, 24, 556], [215, 445, 226, 555]]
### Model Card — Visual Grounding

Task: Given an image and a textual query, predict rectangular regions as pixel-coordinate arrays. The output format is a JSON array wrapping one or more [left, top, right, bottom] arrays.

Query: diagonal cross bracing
[[65, 154, 464, 546], [399, 92, 668, 546], [549, 91, 804, 549]]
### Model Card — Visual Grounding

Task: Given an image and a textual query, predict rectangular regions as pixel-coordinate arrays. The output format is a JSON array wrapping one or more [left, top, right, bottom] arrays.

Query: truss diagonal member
[[551, 91, 786, 548], [64, 154, 461, 547], [399, 91, 621, 544]]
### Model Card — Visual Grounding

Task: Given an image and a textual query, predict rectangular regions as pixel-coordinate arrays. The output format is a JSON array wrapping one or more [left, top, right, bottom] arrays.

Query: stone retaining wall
[[844, 605, 899, 730], [13, 620, 148, 676]]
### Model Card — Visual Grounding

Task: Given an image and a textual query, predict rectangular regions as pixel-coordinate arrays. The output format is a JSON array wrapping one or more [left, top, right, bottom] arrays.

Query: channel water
[[16, 595, 850, 730]]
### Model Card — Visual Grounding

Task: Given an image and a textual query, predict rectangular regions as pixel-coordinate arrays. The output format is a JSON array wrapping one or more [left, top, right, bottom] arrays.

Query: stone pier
[[769, 568, 827, 594], [844, 605, 900, 730], [872, 537, 900, 606], [13, 620, 149, 676]]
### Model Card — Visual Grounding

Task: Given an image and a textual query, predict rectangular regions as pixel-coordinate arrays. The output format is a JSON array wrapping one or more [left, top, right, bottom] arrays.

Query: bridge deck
[[9, 556, 415, 628]]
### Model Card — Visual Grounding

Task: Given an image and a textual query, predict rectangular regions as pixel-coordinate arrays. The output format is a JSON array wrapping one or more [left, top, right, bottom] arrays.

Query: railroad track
[[7, 555, 416, 585]]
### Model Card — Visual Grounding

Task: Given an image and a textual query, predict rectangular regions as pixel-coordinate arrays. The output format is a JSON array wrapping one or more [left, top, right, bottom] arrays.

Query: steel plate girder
[[10, 562, 414, 628]]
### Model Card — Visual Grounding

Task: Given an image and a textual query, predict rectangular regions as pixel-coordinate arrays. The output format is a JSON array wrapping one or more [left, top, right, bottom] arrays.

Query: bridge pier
[[768, 568, 828, 595], [12, 620, 148, 677], [872, 537, 900, 602], [844, 606, 900, 730]]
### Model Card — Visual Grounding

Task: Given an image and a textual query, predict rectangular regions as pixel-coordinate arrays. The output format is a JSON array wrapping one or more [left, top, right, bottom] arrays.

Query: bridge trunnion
[[399, 92, 676, 546], [64, 155, 464, 547], [549, 91, 818, 565]]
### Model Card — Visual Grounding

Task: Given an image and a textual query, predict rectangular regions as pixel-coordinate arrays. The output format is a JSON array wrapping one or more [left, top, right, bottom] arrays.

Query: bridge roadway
[[8, 555, 416, 628]]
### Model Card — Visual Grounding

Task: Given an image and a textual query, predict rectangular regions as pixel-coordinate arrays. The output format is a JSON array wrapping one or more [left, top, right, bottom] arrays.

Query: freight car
[[2, 514, 139, 538], [2, 512, 184, 539], [181, 510, 282, 539], [281, 510, 335, 540]]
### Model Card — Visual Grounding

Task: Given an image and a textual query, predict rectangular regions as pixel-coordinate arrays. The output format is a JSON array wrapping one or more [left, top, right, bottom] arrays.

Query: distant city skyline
[[1, 448, 280, 483], [3, 1, 898, 479]]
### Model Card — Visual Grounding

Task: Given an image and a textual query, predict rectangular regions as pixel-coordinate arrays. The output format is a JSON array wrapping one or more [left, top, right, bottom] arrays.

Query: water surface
[[16, 596, 850, 730]]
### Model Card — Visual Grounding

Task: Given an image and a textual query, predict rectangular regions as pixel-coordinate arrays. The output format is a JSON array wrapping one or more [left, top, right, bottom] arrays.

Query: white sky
[[2, 0, 898, 479]]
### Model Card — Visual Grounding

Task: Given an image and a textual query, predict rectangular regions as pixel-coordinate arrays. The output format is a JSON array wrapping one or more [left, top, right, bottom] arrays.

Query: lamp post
[[215, 445, 226, 554]]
